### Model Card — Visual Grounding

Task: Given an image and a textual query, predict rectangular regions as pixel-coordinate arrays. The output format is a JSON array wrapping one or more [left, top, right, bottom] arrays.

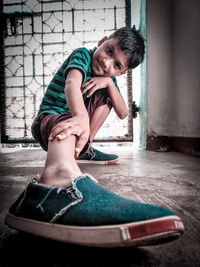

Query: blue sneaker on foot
[[5, 175, 184, 247], [77, 147, 118, 164]]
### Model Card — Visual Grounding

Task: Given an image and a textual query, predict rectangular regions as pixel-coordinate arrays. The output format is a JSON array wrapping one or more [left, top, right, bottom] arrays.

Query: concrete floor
[[0, 146, 200, 267]]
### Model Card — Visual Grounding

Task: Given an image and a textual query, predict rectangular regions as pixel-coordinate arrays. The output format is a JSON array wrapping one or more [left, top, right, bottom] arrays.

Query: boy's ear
[[98, 36, 108, 47], [116, 70, 126, 76], [121, 70, 126, 75]]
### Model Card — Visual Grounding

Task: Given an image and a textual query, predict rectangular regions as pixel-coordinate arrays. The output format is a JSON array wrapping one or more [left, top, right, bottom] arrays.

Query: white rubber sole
[[76, 158, 119, 165], [5, 214, 184, 247]]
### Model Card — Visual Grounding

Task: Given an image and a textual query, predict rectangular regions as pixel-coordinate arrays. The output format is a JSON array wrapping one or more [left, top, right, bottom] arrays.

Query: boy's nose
[[102, 58, 112, 71]]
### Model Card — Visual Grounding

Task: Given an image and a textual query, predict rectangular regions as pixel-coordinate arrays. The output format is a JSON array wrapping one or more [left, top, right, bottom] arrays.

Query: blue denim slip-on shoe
[[5, 175, 184, 247], [77, 147, 118, 164]]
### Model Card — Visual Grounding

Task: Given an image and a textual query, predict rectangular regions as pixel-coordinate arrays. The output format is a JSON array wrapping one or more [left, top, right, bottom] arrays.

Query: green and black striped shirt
[[36, 47, 119, 119]]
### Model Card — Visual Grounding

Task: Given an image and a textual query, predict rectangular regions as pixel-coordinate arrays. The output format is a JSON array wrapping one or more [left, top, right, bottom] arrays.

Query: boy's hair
[[109, 26, 145, 69]]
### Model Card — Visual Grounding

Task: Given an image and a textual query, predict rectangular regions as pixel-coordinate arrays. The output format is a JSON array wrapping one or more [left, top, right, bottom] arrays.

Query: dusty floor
[[0, 146, 200, 267]]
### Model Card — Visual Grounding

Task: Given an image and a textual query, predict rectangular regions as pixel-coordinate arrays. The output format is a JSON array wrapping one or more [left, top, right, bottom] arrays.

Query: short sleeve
[[63, 48, 91, 84], [112, 76, 120, 91]]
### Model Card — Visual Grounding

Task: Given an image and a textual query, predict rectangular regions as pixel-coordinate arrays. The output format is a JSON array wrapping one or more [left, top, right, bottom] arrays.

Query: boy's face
[[92, 37, 128, 77]]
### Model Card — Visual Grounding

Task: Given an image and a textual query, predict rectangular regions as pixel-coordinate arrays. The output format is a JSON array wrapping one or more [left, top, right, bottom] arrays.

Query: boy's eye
[[107, 47, 112, 55]]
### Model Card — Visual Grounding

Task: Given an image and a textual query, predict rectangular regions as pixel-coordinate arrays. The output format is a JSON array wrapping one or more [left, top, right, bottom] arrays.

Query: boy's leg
[[89, 103, 111, 143], [31, 113, 84, 188], [39, 134, 82, 188], [77, 89, 119, 164]]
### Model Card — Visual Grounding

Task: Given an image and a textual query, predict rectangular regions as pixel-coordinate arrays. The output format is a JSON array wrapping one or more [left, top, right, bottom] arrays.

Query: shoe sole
[[5, 214, 184, 247], [77, 158, 119, 165]]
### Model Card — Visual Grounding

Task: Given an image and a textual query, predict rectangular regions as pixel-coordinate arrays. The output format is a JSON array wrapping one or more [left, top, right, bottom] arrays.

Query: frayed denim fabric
[[78, 147, 118, 163], [9, 175, 174, 226]]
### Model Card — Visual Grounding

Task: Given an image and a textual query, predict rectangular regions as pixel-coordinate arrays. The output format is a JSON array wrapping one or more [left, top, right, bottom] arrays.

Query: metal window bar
[[0, 0, 132, 144]]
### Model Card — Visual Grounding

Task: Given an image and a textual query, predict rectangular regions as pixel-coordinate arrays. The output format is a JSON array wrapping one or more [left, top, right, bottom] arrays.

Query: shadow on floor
[[1, 231, 159, 267]]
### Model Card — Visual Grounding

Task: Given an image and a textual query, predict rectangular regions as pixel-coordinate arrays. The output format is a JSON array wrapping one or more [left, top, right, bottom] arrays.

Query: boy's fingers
[[49, 125, 65, 141], [56, 133, 65, 140], [82, 79, 92, 88], [55, 126, 82, 141], [82, 83, 94, 94], [87, 87, 96, 97], [75, 135, 88, 158], [49, 121, 75, 141], [81, 88, 88, 95], [74, 147, 81, 158], [56, 131, 71, 141]]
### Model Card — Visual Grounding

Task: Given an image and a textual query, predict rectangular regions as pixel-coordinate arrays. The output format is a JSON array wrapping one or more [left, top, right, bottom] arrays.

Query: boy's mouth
[[93, 59, 103, 74], [97, 59, 105, 73]]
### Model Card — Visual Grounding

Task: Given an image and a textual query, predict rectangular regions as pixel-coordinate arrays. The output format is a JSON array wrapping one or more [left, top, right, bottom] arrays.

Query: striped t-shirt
[[36, 47, 119, 119]]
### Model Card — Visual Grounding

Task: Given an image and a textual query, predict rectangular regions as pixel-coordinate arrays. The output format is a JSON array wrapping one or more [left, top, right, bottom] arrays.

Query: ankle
[[39, 165, 82, 188]]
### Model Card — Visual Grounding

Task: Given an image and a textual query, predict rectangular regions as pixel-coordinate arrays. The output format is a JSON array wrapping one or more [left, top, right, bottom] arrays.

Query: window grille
[[0, 0, 132, 143]]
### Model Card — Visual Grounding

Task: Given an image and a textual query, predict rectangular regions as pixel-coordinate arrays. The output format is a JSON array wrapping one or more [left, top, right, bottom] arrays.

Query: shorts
[[31, 88, 111, 156]]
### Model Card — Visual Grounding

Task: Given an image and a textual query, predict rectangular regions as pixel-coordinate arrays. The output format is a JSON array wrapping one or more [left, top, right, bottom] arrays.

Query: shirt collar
[[90, 47, 97, 76]]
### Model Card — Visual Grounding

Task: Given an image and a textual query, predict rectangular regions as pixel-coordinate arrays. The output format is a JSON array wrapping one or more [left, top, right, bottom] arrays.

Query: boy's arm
[[65, 69, 89, 120], [82, 77, 129, 119], [107, 78, 129, 119], [49, 69, 90, 158]]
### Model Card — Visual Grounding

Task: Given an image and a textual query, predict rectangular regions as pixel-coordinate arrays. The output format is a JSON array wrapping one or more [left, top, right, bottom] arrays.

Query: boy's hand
[[81, 77, 111, 97], [48, 115, 90, 158]]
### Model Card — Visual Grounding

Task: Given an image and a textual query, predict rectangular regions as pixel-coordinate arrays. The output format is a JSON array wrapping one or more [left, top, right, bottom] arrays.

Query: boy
[[5, 26, 184, 247]]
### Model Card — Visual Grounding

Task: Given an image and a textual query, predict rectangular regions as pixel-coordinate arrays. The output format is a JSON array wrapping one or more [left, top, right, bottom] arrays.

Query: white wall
[[146, 0, 200, 138], [171, 0, 200, 137]]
